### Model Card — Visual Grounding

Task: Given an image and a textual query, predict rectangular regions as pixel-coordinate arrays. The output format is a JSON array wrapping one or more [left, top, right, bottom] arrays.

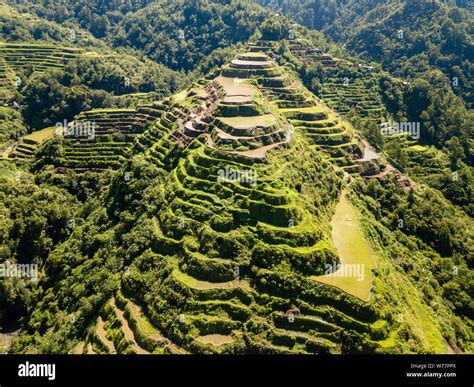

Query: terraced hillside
[[286, 40, 387, 123], [3, 1, 471, 362], [0, 59, 17, 102], [0, 43, 82, 71], [320, 79, 386, 121], [95, 48, 414, 355], [56, 104, 166, 171], [0, 43, 83, 102], [8, 42, 458, 356], [3, 126, 56, 161], [287, 40, 338, 67]]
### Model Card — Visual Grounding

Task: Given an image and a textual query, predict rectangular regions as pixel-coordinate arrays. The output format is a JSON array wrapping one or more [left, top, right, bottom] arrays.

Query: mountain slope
[[7, 0, 276, 71], [0, 1, 472, 356], [8, 42, 472, 354], [0, 2, 186, 151], [255, 0, 473, 107]]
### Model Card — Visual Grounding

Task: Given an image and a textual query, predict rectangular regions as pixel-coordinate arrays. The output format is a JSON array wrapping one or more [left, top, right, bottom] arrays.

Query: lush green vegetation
[[0, 1, 472, 355], [0, 162, 82, 326], [7, 0, 275, 71], [256, 0, 473, 104], [0, 107, 27, 151]]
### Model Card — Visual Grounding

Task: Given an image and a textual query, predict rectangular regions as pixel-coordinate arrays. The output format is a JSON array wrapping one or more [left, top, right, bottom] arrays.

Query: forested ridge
[[7, 0, 273, 70], [256, 0, 473, 105]]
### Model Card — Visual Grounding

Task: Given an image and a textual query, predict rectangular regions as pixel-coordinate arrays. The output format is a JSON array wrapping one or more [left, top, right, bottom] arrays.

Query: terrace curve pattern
[[56, 105, 165, 171], [287, 39, 386, 122], [0, 43, 83, 102], [84, 47, 396, 355]]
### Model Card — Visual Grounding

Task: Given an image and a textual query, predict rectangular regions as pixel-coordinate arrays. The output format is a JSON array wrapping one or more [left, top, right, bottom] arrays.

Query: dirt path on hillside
[[126, 300, 187, 355], [0, 329, 19, 354], [357, 140, 380, 162], [109, 299, 150, 354], [96, 317, 115, 354]]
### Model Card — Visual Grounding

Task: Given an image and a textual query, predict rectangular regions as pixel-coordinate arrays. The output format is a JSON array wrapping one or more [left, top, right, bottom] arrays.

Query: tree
[[260, 18, 289, 40], [445, 136, 465, 167]]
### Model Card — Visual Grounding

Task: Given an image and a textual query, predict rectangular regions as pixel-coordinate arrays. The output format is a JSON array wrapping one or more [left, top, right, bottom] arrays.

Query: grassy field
[[218, 114, 275, 129], [173, 269, 251, 291], [408, 144, 428, 152], [312, 191, 376, 301], [196, 334, 234, 347], [24, 126, 57, 143]]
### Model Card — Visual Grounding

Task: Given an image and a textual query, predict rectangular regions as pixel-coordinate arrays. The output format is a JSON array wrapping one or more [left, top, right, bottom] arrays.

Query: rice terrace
[[0, 0, 472, 384], [313, 190, 376, 302]]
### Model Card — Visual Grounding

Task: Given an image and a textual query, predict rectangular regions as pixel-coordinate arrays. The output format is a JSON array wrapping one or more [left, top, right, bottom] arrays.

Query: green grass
[[173, 269, 251, 291], [217, 114, 276, 129], [408, 145, 428, 152], [23, 126, 56, 143], [312, 191, 376, 301]]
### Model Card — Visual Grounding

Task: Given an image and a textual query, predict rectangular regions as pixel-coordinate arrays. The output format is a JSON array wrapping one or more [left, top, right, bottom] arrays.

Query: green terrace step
[[275, 100, 315, 109], [306, 131, 353, 146], [58, 138, 134, 170], [270, 328, 337, 353], [211, 129, 287, 150], [272, 311, 340, 333], [246, 333, 310, 354], [0, 44, 82, 75], [187, 313, 241, 334], [189, 300, 251, 322], [59, 159, 125, 169], [64, 150, 128, 157], [257, 76, 291, 88], [64, 140, 134, 147], [302, 125, 345, 135]]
